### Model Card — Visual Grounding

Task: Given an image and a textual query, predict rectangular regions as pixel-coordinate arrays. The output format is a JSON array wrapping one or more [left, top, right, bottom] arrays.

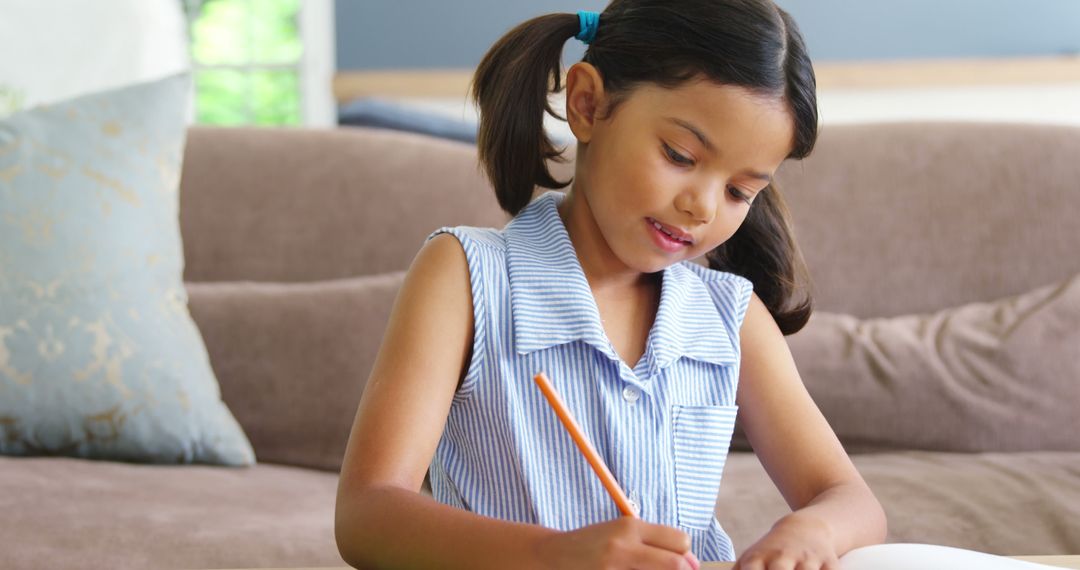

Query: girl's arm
[[734, 293, 888, 569], [335, 234, 551, 568], [335, 235, 696, 570]]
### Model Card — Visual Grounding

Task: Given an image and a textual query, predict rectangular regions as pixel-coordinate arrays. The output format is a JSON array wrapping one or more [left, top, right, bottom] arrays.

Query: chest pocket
[[671, 404, 739, 529]]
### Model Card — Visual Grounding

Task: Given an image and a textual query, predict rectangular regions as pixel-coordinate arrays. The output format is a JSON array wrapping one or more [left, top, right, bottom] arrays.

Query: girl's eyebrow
[[666, 117, 715, 152], [665, 117, 773, 182]]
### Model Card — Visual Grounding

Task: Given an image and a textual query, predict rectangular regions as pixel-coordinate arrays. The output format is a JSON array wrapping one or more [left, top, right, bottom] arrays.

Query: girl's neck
[[557, 189, 657, 294]]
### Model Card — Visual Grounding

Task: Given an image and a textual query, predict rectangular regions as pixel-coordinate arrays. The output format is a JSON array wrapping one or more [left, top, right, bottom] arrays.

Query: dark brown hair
[[472, 0, 817, 335]]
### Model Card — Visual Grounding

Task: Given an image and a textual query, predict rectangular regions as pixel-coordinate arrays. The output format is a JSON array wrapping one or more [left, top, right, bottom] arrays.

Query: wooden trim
[[814, 56, 1080, 89], [333, 70, 474, 101], [333, 56, 1080, 102]]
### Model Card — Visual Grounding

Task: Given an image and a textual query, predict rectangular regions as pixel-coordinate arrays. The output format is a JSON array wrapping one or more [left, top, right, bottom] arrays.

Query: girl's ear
[[565, 62, 605, 144]]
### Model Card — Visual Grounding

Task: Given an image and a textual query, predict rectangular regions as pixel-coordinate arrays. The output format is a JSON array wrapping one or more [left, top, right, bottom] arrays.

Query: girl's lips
[[646, 217, 694, 244], [646, 217, 691, 252]]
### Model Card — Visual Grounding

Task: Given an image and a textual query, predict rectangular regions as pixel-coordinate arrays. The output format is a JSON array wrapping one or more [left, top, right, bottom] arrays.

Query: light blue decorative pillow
[[0, 73, 255, 465]]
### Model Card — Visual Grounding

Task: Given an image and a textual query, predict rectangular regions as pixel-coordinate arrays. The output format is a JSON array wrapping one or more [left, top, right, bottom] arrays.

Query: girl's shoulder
[[426, 224, 508, 253]]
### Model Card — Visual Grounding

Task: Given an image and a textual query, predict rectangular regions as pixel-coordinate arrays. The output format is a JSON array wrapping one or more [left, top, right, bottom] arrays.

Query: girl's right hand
[[534, 517, 701, 570]]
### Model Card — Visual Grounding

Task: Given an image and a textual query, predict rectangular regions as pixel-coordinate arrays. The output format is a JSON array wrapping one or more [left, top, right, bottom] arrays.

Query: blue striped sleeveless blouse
[[426, 191, 754, 562]]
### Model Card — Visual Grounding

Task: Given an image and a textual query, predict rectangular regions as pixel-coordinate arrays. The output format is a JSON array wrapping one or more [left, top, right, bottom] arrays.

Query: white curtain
[[0, 0, 190, 114]]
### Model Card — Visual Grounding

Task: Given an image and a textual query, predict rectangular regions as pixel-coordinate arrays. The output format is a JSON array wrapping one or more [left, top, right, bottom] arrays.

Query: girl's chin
[[630, 252, 682, 275]]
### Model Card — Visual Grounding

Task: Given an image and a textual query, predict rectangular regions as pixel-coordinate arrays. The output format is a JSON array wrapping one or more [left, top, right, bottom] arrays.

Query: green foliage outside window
[[187, 0, 302, 125], [0, 86, 25, 117]]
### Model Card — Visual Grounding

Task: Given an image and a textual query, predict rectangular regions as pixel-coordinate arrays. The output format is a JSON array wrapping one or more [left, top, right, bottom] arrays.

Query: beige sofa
[[1, 122, 1078, 569]]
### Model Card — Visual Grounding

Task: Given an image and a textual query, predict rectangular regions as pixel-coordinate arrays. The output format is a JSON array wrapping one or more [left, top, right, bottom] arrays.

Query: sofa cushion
[[734, 272, 1080, 453], [0, 74, 254, 465], [0, 456, 344, 570], [185, 272, 406, 471], [716, 450, 1080, 556]]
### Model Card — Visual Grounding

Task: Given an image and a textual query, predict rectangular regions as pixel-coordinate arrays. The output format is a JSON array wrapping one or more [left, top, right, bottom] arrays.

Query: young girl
[[335, 1, 887, 568]]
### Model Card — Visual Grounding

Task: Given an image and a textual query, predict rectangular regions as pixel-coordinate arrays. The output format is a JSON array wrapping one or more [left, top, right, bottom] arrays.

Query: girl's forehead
[[619, 81, 795, 158], [627, 80, 785, 117]]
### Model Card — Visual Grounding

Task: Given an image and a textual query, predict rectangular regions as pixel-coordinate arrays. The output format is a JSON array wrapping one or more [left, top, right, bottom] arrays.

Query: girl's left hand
[[733, 512, 840, 570]]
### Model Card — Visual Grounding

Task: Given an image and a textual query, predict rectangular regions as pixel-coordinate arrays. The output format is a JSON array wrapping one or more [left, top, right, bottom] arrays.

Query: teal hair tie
[[576, 11, 600, 44]]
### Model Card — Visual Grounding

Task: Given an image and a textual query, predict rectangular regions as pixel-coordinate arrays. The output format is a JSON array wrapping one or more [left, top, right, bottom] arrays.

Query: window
[[182, 0, 334, 126]]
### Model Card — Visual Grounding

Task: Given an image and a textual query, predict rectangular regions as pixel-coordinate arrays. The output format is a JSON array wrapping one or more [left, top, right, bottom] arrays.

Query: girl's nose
[[675, 184, 720, 225]]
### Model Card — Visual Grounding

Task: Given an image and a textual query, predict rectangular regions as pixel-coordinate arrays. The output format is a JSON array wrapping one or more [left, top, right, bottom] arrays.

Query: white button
[[628, 492, 640, 515], [622, 386, 640, 403]]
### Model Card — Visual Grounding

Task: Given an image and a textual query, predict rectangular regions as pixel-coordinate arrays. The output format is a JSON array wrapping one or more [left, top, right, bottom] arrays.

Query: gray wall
[[335, 0, 1080, 70], [782, 0, 1080, 61]]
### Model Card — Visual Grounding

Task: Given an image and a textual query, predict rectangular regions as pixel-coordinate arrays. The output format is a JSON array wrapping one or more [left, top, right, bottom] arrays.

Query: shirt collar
[[503, 191, 741, 370], [649, 261, 743, 369]]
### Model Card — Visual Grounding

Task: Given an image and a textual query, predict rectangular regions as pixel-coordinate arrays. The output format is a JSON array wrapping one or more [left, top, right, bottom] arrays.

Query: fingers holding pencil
[[535, 517, 702, 570], [532, 372, 701, 570]]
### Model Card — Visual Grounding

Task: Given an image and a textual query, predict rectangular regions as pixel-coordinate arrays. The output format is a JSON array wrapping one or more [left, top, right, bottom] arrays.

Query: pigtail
[[705, 185, 812, 335], [472, 14, 578, 216]]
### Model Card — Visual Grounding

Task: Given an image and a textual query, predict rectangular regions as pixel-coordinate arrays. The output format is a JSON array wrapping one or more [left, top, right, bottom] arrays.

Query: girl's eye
[[663, 143, 694, 166], [728, 186, 751, 204]]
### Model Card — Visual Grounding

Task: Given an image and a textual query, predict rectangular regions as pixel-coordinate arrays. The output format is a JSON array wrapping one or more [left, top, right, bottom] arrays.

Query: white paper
[[840, 544, 1063, 570]]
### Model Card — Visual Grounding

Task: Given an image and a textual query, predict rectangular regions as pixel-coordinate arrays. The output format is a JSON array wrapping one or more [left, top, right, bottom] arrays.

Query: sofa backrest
[[179, 126, 510, 283], [772, 121, 1080, 317], [181, 122, 1080, 316]]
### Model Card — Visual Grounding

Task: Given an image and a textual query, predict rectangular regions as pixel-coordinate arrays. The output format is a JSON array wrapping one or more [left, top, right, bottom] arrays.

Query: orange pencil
[[533, 372, 638, 518]]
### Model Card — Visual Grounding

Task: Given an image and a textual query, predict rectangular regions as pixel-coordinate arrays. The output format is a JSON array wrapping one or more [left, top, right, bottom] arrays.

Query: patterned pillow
[[0, 73, 254, 465]]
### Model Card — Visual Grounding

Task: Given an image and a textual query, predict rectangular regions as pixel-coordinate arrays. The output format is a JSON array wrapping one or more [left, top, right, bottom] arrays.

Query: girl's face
[[569, 75, 796, 275]]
